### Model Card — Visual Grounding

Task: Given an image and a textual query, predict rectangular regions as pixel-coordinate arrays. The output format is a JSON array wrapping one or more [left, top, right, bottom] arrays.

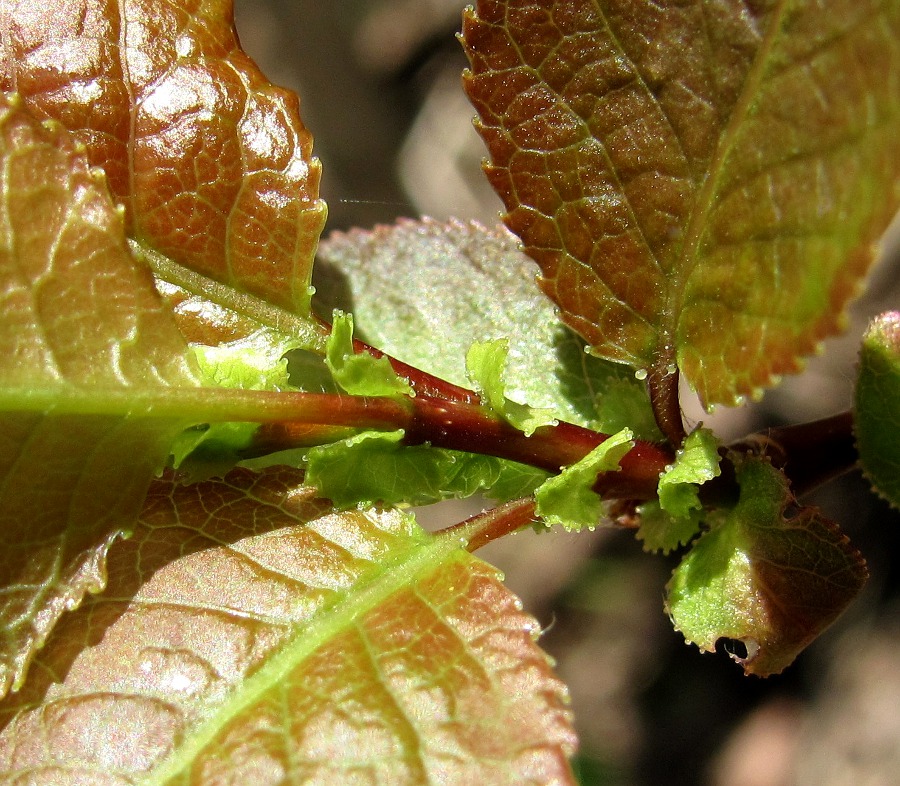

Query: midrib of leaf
[[141, 527, 474, 785], [658, 0, 789, 373], [131, 241, 328, 353]]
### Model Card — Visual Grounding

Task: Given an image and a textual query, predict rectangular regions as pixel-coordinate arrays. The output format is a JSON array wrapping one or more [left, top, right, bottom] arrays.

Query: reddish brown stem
[[442, 497, 539, 552], [314, 312, 479, 404], [758, 411, 858, 496], [648, 364, 686, 447], [251, 390, 674, 501]]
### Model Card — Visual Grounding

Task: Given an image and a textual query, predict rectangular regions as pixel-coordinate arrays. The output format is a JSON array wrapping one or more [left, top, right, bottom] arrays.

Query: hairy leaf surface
[[0, 94, 199, 697], [0, 0, 327, 312], [462, 0, 900, 405], [316, 217, 661, 438], [0, 469, 577, 785], [666, 456, 867, 676], [855, 311, 900, 507]]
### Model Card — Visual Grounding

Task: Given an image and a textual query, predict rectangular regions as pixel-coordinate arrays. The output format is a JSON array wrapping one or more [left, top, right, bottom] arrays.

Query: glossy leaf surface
[[666, 457, 867, 676], [0, 469, 577, 785], [0, 0, 326, 312], [855, 311, 900, 507], [462, 0, 900, 405], [0, 94, 199, 696]]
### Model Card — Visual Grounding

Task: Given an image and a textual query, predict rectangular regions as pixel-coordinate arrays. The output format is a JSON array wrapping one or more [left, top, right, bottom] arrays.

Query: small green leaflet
[[171, 331, 303, 478], [658, 428, 721, 517], [466, 338, 557, 436], [635, 501, 703, 556], [854, 311, 900, 508], [306, 430, 549, 508], [637, 428, 721, 554], [326, 311, 413, 397], [535, 429, 634, 531]]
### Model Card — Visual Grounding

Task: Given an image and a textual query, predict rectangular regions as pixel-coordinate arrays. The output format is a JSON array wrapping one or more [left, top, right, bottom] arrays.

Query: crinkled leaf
[[0, 468, 577, 784], [0, 0, 327, 313], [855, 311, 900, 507], [317, 218, 661, 438], [658, 428, 721, 520], [467, 338, 557, 436], [666, 456, 867, 676], [535, 428, 634, 531], [635, 500, 702, 556], [0, 94, 199, 696], [462, 0, 900, 406], [306, 430, 549, 509], [326, 311, 413, 397]]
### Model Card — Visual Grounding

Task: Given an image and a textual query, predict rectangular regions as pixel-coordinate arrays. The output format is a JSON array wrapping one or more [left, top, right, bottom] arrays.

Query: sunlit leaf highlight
[[0, 469, 577, 785], [0, 0, 327, 312], [316, 217, 660, 436], [0, 93, 199, 696]]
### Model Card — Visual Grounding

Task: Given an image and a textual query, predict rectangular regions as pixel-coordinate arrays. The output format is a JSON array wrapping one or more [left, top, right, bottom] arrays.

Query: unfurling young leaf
[[535, 428, 634, 531], [636, 428, 720, 553], [666, 456, 867, 676], [306, 430, 549, 509], [466, 338, 558, 436], [855, 311, 900, 508], [462, 0, 900, 406], [326, 311, 413, 397], [658, 428, 721, 520]]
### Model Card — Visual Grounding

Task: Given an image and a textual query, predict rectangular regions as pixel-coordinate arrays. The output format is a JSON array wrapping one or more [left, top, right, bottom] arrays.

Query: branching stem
[[251, 390, 675, 500]]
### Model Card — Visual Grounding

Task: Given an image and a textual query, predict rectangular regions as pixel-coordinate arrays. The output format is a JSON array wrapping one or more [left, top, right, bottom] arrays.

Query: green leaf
[[0, 94, 200, 696], [325, 311, 413, 397], [666, 456, 868, 676], [306, 430, 549, 508], [171, 330, 311, 479], [316, 218, 661, 438], [0, 468, 578, 783], [658, 428, 721, 519], [462, 0, 900, 406], [635, 500, 703, 556], [466, 338, 557, 436], [535, 428, 634, 531], [855, 311, 900, 507]]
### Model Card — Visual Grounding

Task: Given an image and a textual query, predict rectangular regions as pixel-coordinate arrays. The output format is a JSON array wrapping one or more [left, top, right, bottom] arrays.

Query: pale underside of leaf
[[0, 95, 199, 697], [0, 0, 327, 312], [0, 468, 577, 785], [316, 217, 660, 436], [462, 0, 900, 406]]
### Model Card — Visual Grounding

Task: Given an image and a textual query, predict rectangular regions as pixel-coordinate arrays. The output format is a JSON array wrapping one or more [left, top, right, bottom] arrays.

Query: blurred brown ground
[[234, 3, 900, 784]]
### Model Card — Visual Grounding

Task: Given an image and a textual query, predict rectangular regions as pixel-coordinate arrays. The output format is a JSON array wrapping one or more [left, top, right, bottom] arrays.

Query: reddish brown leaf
[[462, 0, 900, 406], [0, 93, 198, 696], [666, 456, 868, 676], [0, 0, 326, 312], [0, 468, 577, 784]]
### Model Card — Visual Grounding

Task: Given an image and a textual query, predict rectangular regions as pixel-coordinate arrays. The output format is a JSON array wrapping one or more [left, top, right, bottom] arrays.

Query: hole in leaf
[[716, 637, 757, 662]]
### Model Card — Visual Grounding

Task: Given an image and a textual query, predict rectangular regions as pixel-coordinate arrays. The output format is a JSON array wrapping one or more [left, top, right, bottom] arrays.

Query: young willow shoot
[[0, 1, 897, 784]]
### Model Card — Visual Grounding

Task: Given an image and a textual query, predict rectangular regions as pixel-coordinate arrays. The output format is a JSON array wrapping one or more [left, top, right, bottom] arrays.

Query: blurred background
[[233, 2, 900, 784]]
